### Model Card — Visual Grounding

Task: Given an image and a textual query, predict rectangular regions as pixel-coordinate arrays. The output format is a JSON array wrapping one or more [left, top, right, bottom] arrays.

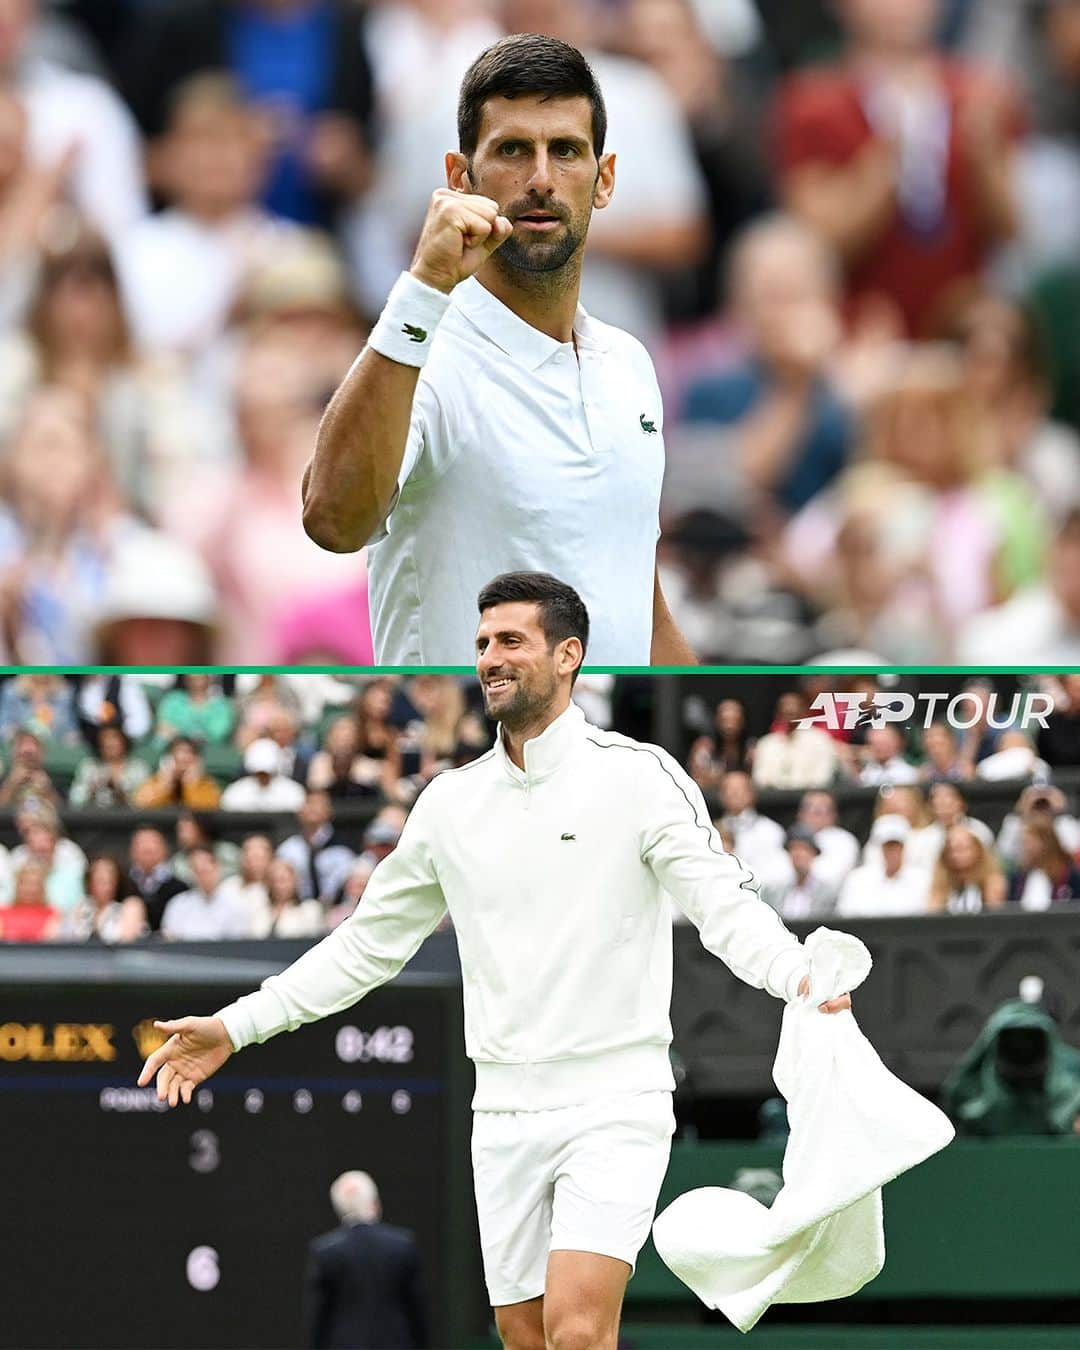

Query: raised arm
[[137, 797, 449, 1105], [302, 189, 512, 552]]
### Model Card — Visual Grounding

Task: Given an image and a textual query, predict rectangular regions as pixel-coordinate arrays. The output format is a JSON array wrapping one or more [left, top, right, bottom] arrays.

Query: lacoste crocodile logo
[[402, 323, 428, 343], [639, 415, 657, 434], [560, 832, 576, 841]]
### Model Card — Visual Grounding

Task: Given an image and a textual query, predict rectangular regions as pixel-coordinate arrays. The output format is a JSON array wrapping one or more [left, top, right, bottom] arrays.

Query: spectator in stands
[[0, 859, 59, 941], [786, 347, 1046, 662], [955, 295, 1080, 526], [687, 698, 753, 792], [864, 784, 938, 873], [8, 801, 86, 912], [353, 678, 403, 782], [307, 715, 388, 800], [0, 221, 202, 521], [1037, 674, 1080, 768], [0, 727, 60, 810], [220, 737, 305, 812], [160, 845, 251, 941], [682, 216, 851, 524], [133, 735, 222, 810], [264, 706, 304, 782], [0, 83, 73, 330], [975, 728, 1049, 782], [997, 784, 1080, 870], [116, 73, 301, 360], [836, 815, 931, 918], [127, 825, 186, 933], [1007, 816, 1080, 911], [277, 789, 356, 903], [71, 673, 152, 746], [764, 826, 839, 921], [958, 509, 1080, 665], [751, 690, 840, 788], [235, 674, 305, 749], [123, 0, 374, 231], [172, 810, 240, 887], [216, 833, 274, 936], [859, 725, 918, 786], [0, 0, 147, 243], [64, 854, 146, 943], [620, 0, 773, 324], [68, 724, 149, 808], [0, 388, 119, 663], [90, 525, 219, 666], [929, 824, 1007, 913], [924, 781, 995, 861], [329, 855, 375, 928], [356, 805, 406, 873], [255, 857, 326, 939], [919, 722, 974, 783], [716, 770, 785, 874], [165, 328, 358, 662], [773, 0, 1024, 338], [0, 673, 78, 743], [155, 675, 235, 747], [795, 789, 859, 887], [953, 675, 1005, 766]]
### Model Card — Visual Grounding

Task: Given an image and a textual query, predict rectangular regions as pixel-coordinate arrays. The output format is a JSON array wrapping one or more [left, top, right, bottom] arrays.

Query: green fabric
[[941, 1000, 1080, 1137], [1028, 264, 1080, 433], [154, 690, 236, 746], [976, 470, 1049, 597]]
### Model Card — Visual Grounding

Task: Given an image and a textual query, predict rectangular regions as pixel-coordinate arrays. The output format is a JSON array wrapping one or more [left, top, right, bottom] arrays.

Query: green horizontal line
[[0, 665, 1074, 676]]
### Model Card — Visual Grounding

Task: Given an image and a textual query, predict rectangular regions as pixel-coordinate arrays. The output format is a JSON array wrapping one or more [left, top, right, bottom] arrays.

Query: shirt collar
[[452, 276, 606, 372], [496, 701, 587, 783]]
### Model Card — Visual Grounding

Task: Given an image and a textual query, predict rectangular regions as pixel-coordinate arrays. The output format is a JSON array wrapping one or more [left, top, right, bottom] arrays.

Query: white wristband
[[366, 270, 453, 368]]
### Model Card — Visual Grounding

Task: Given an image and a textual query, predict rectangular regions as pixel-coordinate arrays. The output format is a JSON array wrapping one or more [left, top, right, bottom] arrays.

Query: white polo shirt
[[366, 277, 665, 664]]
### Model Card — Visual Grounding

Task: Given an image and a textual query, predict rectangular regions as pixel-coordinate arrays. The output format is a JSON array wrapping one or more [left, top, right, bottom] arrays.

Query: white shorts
[[471, 1089, 675, 1307]]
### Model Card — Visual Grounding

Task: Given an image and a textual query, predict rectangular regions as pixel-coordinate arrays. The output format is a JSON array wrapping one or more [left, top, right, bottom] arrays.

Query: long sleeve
[[639, 746, 809, 1002], [215, 795, 447, 1049]]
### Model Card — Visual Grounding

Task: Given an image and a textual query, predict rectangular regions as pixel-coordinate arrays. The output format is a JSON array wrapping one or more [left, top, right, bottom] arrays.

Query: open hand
[[136, 1015, 233, 1107]]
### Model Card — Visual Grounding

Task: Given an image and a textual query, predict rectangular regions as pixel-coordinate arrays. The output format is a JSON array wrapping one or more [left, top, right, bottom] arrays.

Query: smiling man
[[137, 572, 850, 1350], [301, 34, 694, 665]]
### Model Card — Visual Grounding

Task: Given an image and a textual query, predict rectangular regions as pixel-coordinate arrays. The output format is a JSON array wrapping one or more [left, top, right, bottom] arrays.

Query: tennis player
[[138, 573, 849, 1350], [301, 34, 696, 667]]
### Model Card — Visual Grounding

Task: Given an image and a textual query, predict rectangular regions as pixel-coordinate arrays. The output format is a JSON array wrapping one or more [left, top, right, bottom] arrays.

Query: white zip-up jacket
[[216, 703, 811, 1111]]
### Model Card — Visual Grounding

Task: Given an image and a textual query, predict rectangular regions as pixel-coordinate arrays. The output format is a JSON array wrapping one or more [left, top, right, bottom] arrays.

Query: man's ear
[[593, 151, 615, 211], [558, 637, 584, 681], [446, 151, 471, 191]]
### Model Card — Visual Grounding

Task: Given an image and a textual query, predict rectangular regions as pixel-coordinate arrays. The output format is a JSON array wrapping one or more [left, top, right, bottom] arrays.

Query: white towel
[[652, 927, 955, 1332]]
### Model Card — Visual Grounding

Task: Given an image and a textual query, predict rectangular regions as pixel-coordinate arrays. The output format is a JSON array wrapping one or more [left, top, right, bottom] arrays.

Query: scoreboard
[[0, 963, 480, 1349]]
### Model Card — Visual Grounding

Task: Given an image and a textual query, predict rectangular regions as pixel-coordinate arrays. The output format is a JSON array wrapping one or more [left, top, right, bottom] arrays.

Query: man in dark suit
[[305, 1171, 427, 1350]]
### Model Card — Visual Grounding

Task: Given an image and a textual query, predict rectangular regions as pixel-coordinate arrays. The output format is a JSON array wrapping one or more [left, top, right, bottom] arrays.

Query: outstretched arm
[[137, 798, 449, 1104]]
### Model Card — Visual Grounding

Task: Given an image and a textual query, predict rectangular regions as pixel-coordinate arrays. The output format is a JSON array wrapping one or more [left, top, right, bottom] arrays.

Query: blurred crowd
[[0, 670, 1078, 942], [0, 0, 1076, 662], [689, 672, 1080, 918]]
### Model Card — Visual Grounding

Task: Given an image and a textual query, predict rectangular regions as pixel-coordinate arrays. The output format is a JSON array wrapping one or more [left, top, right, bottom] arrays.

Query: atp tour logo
[[794, 691, 1055, 733]]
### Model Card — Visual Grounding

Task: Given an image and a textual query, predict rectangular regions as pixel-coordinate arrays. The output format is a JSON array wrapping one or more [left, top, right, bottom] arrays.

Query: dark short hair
[[477, 572, 589, 676], [458, 34, 607, 159], [168, 735, 200, 757]]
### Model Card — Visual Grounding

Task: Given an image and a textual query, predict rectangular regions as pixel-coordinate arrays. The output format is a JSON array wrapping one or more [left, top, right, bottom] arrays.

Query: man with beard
[[138, 573, 849, 1350], [301, 34, 695, 666]]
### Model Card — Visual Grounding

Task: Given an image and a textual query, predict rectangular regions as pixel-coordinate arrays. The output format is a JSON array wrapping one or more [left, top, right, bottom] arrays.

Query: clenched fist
[[410, 188, 513, 294]]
